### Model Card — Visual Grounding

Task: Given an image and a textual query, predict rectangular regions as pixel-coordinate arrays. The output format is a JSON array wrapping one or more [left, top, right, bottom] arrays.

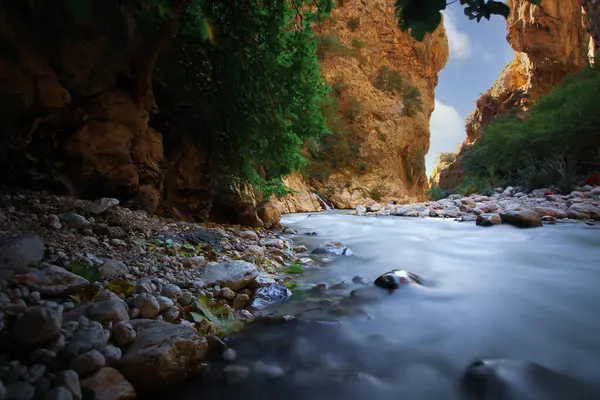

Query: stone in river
[[374, 270, 422, 290], [251, 284, 292, 309], [499, 209, 542, 228], [476, 213, 502, 227], [196, 260, 258, 291], [311, 241, 354, 256]]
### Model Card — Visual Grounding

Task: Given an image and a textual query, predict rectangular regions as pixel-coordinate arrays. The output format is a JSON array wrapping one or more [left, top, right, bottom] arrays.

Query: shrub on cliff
[[462, 66, 600, 192], [317, 34, 353, 60], [347, 16, 361, 31], [402, 84, 423, 116], [426, 186, 446, 201], [373, 66, 404, 94]]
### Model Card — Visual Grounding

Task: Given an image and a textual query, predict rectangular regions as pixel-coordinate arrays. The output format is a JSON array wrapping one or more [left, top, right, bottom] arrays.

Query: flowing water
[[166, 211, 600, 400]]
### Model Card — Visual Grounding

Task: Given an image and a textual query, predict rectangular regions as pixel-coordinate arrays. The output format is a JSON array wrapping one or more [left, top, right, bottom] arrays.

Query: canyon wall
[[283, 0, 448, 209], [431, 0, 592, 190]]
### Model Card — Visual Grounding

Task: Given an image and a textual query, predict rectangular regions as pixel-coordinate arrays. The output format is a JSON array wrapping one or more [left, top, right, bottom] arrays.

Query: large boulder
[[257, 200, 282, 229], [567, 203, 600, 220], [12, 306, 62, 346], [476, 213, 502, 227], [118, 319, 208, 389], [374, 270, 422, 290], [196, 260, 259, 291], [10, 264, 89, 296], [499, 209, 542, 228], [0, 235, 45, 278], [80, 367, 136, 400], [250, 284, 292, 309]]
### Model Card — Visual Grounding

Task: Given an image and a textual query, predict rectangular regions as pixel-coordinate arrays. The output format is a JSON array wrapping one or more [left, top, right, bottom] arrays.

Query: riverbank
[[0, 189, 323, 399], [352, 186, 600, 227]]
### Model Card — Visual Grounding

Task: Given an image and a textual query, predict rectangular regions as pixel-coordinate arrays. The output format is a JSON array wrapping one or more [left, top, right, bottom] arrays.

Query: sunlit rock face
[[282, 0, 449, 209], [431, 0, 591, 191]]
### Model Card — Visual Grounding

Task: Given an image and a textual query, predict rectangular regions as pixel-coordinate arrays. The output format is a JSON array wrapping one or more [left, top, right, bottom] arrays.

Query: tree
[[395, 0, 542, 41]]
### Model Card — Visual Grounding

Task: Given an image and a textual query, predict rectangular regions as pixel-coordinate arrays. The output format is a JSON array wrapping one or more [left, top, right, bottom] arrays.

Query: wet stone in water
[[374, 270, 422, 290]]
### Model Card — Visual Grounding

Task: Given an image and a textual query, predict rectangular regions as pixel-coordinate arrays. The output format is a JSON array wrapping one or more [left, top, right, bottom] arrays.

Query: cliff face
[[431, 0, 591, 190], [284, 0, 448, 209]]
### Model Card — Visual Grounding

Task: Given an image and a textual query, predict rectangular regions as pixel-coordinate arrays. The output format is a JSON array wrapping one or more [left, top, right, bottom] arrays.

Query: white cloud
[[442, 10, 472, 61], [426, 100, 466, 176]]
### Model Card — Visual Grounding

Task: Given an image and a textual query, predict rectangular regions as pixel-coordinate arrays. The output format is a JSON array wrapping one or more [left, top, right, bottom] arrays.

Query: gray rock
[[106, 227, 127, 239], [10, 264, 89, 296], [0, 235, 44, 278], [98, 260, 128, 279], [312, 241, 354, 256], [99, 345, 122, 365], [86, 300, 129, 325], [224, 365, 250, 385], [31, 349, 57, 365], [222, 348, 237, 361], [374, 270, 423, 290], [117, 319, 208, 389], [251, 284, 291, 309], [567, 203, 600, 220], [237, 231, 258, 241], [24, 364, 45, 383], [79, 367, 135, 400], [7, 363, 27, 382], [63, 324, 110, 359], [134, 294, 159, 318], [70, 350, 105, 375], [5, 381, 35, 400], [128, 308, 139, 319], [88, 198, 120, 215], [111, 321, 136, 347], [56, 370, 81, 400], [13, 306, 62, 345], [163, 306, 179, 321], [135, 280, 154, 294], [43, 387, 73, 400], [66, 214, 88, 230], [160, 284, 182, 300], [33, 378, 50, 397], [500, 209, 542, 228], [196, 260, 259, 291], [178, 290, 194, 306], [155, 296, 174, 312]]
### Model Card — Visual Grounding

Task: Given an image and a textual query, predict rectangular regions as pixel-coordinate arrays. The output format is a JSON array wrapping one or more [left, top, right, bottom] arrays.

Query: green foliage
[[394, 0, 541, 41], [342, 96, 364, 122], [351, 39, 366, 49], [317, 34, 353, 60], [426, 186, 446, 201], [402, 84, 423, 116], [69, 261, 100, 282], [369, 183, 388, 201], [357, 161, 369, 175], [373, 66, 404, 94], [460, 66, 600, 193], [191, 294, 245, 337], [347, 16, 361, 31], [402, 149, 426, 185], [154, 0, 333, 199]]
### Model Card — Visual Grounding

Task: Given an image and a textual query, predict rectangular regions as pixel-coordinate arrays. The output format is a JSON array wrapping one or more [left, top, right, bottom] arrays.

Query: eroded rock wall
[[289, 0, 448, 208], [431, 0, 591, 190]]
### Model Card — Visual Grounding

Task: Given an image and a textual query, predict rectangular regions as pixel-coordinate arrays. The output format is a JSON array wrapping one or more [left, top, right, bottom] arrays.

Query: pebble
[[34, 377, 50, 396], [24, 364, 45, 383], [254, 361, 285, 378], [232, 294, 250, 309], [219, 287, 235, 301], [134, 294, 160, 318], [111, 321, 136, 347], [69, 350, 106, 375], [66, 214, 88, 230], [222, 348, 237, 361], [128, 308, 140, 319], [45, 215, 62, 230], [160, 283, 182, 300], [156, 296, 174, 312], [31, 349, 57, 365], [179, 290, 194, 306], [99, 345, 122, 365], [223, 365, 250, 385], [55, 370, 81, 400]]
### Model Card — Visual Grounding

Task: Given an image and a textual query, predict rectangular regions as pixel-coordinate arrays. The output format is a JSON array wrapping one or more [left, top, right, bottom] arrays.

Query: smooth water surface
[[169, 212, 600, 400]]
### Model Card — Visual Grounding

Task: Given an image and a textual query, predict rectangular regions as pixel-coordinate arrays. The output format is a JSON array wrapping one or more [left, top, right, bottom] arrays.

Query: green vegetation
[[351, 39, 366, 49], [402, 149, 426, 185], [347, 16, 361, 31], [373, 66, 404, 94], [317, 34, 353, 60], [369, 183, 388, 201], [402, 84, 423, 116], [459, 66, 600, 193], [425, 186, 446, 201], [331, 76, 351, 97]]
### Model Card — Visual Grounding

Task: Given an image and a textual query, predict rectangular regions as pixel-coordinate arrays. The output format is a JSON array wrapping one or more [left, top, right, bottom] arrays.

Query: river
[[167, 211, 600, 399]]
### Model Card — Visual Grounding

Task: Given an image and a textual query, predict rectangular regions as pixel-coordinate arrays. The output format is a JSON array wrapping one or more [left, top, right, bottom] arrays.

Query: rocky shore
[[0, 190, 339, 400], [353, 186, 600, 227]]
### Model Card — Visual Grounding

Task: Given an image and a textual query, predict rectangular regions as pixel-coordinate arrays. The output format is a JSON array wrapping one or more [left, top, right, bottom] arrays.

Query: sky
[[425, 4, 515, 176]]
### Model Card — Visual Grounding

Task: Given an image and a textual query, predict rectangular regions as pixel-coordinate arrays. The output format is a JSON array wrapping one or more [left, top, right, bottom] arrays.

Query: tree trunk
[[133, 0, 190, 113]]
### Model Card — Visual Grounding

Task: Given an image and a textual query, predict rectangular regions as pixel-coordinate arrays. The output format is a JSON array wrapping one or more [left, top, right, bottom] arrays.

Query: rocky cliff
[[283, 0, 448, 209], [431, 0, 591, 190]]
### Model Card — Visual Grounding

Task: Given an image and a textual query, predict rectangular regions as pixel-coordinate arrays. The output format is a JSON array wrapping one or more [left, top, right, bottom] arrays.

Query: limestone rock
[[13, 306, 62, 346], [134, 294, 160, 318], [10, 264, 89, 296], [111, 322, 136, 348], [500, 209, 542, 228], [278, 172, 322, 213], [118, 319, 208, 389], [257, 200, 282, 229], [476, 213, 502, 227], [80, 367, 136, 400], [98, 260, 128, 279], [70, 350, 106, 375], [63, 324, 110, 359], [197, 260, 258, 291], [88, 198, 120, 215], [86, 300, 129, 325]]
